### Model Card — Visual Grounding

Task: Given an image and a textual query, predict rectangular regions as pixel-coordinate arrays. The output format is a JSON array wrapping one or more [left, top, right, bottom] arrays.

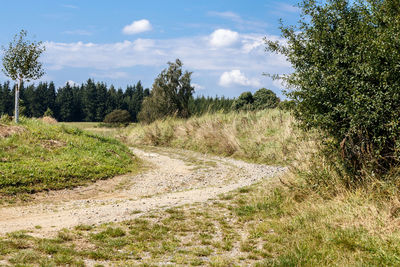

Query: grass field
[[2, 111, 399, 266], [0, 117, 139, 195]]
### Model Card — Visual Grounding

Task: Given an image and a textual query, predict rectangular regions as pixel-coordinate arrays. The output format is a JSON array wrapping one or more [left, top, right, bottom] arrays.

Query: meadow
[[1, 110, 399, 266]]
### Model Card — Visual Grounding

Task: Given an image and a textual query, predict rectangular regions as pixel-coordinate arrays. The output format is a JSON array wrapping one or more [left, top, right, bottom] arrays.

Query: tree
[[1, 30, 45, 123], [131, 81, 144, 122], [253, 88, 280, 110], [95, 82, 108, 121], [265, 0, 400, 177], [232, 91, 254, 111], [82, 79, 97, 121], [56, 83, 74, 121], [138, 59, 194, 123]]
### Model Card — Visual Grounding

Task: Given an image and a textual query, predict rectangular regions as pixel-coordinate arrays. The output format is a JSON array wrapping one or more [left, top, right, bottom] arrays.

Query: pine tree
[[131, 81, 144, 122], [95, 82, 107, 121], [46, 82, 56, 114], [105, 85, 118, 115], [56, 83, 74, 121], [82, 79, 97, 121]]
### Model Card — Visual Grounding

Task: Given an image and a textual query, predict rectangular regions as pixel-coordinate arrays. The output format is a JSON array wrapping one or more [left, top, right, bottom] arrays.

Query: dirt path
[[0, 147, 286, 236]]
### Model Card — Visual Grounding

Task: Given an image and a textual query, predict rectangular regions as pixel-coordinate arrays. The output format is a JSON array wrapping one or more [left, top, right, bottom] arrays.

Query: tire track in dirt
[[0, 147, 286, 236]]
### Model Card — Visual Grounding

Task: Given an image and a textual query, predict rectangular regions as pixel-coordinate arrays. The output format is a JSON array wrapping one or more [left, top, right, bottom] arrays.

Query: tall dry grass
[[122, 109, 400, 265], [126, 109, 399, 199], [126, 109, 314, 165]]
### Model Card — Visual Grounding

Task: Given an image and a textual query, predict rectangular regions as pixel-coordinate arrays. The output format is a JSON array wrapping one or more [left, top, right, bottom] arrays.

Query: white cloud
[[219, 70, 260, 87], [133, 38, 155, 51], [122, 19, 152, 35], [43, 31, 291, 92], [43, 33, 289, 72], [209, 29, 239, 48], [192, 83, 205, 91]]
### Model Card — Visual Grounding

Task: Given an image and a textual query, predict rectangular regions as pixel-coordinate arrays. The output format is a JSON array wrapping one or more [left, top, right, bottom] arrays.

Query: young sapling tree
[[1, 30, 45, 123]]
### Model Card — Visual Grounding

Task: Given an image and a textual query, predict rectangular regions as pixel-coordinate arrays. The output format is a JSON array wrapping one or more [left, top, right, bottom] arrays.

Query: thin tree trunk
[[15, 80, 20, 123]]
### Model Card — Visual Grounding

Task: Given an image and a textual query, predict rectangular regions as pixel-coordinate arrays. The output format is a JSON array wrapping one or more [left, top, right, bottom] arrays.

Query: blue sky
[[0, 0, 300, 98]]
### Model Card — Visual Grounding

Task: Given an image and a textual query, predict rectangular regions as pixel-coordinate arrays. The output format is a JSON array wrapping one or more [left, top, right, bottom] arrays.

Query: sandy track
[[0, 147, 286, 236]]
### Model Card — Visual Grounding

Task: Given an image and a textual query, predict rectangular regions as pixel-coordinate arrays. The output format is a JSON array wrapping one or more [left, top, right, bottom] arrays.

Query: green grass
[[0, 117, 139, 195], [62, 122, 127, 138]]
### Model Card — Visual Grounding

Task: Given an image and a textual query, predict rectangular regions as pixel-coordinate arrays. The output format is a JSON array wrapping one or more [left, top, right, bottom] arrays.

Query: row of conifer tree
[[0, 79, 235, 122]]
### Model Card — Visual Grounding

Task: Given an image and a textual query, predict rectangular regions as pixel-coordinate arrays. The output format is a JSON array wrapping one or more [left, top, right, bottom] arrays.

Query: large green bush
[[103, 109, 131, 125], [232, 89, 280, 111], [232, 91, 254, 111], [253, 88, 280, 110], [266, 0, 400, 178]]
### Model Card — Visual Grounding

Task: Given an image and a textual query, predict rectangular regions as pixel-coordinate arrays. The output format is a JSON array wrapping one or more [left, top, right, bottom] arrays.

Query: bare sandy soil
[[0, 147, 286, 236]]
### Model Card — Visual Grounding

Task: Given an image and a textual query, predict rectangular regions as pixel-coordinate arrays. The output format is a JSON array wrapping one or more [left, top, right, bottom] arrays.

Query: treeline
[[0, 79, 148, 122], [0, 79, 239, 122]]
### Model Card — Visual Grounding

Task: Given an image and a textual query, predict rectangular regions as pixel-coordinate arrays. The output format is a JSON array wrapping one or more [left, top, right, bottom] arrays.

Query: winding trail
[[0, 147, 286, 236]]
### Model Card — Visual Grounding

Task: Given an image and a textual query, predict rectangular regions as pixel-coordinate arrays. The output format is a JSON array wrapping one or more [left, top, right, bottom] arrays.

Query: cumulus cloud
[[122, 19, 152, 35], [209, 29, 239, 48], [42, 31, 291, 94], [219, 70, 260, 87], [43, 33, 289, 72]]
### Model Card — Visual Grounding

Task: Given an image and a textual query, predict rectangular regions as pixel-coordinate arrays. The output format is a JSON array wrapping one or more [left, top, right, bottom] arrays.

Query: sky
[[0, 0, 301, 98]]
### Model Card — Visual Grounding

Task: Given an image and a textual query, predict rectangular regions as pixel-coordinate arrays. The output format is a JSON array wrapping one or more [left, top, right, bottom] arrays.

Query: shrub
[[232, 92, 254, 111], [266, 0, 400, 179], [253, 88, 280, 110], [104, 109, 131, 125]]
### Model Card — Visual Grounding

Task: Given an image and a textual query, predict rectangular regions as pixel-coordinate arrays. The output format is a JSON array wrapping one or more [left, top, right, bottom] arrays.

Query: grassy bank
[[0, 117, 139, 195], [126, 109, 311, 165]]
